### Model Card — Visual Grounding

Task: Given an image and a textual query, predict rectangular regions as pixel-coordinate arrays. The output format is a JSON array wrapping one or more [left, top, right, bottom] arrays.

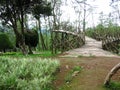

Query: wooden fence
[[52, 30, 85, 54], [102, 34, 120, 53]]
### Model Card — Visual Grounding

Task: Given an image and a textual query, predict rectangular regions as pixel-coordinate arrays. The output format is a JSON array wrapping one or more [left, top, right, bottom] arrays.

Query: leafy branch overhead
[[33, 2, 52, 20]]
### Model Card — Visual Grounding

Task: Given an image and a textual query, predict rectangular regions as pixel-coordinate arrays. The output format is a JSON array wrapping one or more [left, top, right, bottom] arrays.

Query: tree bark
[[104, 63, 120, 86], [16, 33, 28, 55]]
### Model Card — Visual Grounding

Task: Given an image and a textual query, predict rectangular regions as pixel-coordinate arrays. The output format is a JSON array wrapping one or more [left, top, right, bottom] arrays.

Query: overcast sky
[[61, 0, 113, 27]]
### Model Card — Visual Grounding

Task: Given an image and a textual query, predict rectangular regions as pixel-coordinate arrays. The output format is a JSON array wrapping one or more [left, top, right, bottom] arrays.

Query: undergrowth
[[105, 82, 120, 90], [0, 57, 60, 90], [65, 66, 82, 83]]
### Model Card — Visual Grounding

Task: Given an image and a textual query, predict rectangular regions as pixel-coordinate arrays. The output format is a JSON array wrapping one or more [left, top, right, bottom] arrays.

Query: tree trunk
[[3, 49, 6, 53], [19, 7, 28, 55], [38, 18, 47, 50], [28, 46, 33, 54], [48, 17, 54, 54], [104, 63, 120, 86], [83, 1, 86, 41], [16, 33, 28, 55], [13, 21, 28, 55]]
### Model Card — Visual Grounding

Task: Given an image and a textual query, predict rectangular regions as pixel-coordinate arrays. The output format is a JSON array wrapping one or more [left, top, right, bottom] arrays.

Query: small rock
[[66, 65, 69, 69]]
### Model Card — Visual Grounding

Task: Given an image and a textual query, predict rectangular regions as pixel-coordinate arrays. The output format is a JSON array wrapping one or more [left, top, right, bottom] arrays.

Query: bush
[[0, 57, 60, 90], [25, 30, 39, 47], [0, 33, 13, 52], [105, 82, 120, 90]]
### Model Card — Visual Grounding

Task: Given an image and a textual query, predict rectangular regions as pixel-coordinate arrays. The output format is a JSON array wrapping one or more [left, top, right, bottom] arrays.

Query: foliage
[[86, 28, 96, 39], [25, 30, 39, 47], [33, 2, 52, 19], [32, 1, 52, 51], [0, 57, 60, 90], [0, 0, 52, 55], [105, 82, 120, 90], [0, 33, 13, 52], [59, 21, 76, 32], [0, 24, 11, 33], [65, 66, 82, 83], [86, 24, 120, 41]]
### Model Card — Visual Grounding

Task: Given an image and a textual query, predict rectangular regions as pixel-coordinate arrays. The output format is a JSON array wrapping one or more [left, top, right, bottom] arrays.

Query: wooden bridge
[[52, 30, 85, 54], [102, 34, 120, 54], [52, 30, 120, 55]]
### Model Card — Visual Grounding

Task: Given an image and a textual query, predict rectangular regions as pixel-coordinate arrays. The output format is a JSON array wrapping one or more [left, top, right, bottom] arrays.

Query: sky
[[61, 0, 113, 27], [27, 0, 116, 29], [0, 0, 118, 29]]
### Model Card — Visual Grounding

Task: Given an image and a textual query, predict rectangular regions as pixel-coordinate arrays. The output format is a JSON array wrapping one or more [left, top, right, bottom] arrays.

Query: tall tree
[[32, 2, 52, 50], [0, 0, 47, 55]]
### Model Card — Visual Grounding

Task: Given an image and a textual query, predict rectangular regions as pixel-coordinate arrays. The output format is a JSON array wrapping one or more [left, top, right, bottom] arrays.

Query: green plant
[[78, 55, 83, 58], [0, 33, 13, 52], [2, 50, 57, 58], [64, 66, 82, 83], [25, 30, 39, 47], [105, 82, 120, 90], [72, 66, 82, 72], [0, 57, 60, 90], [65, 74, 73, 83]]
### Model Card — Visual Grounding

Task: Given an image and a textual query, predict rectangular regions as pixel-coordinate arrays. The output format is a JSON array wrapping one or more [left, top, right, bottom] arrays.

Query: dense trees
[[0, 0, 52, 55], [0, 0, 31, 54]]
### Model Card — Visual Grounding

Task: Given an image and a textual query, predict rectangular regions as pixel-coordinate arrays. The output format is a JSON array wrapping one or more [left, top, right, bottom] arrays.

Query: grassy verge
[[0, 56, 60, 90], [59, 66, 82, 90], [1, 51, 57, 58], [105, 82, 120, 90], [65, 66, 82, 83]]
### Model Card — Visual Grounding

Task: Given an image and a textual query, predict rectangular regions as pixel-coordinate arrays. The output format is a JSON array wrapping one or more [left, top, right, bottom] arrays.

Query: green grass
[[1, 51, 57, 58], [105, 82, 120, 90], [64, 66, 82, 83], [59, 66, 82, 90], [0, 56, 60, 90]]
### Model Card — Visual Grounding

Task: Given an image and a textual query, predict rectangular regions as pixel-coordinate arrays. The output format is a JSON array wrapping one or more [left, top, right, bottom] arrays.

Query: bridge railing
[[102, 34, 120, 53], [52, 30, 85, 54]]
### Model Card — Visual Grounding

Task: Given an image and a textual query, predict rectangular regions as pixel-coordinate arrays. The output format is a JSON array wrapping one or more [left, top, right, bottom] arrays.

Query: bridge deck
[[61, 36, 119, 57]]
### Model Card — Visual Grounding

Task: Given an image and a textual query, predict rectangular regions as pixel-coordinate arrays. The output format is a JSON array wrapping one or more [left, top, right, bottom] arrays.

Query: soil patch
[[53, 57, 120, 90]]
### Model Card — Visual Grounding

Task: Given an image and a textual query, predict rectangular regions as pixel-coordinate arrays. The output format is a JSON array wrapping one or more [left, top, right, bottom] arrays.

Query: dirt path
[[54, 57, 120, 90], [53, 37, 120, 90], [60, 36, 119, 57]]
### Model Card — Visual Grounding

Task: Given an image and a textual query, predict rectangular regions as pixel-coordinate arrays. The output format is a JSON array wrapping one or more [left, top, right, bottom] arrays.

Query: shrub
[[0, 33, 13, 52], [25, 30, 39, 47], [105, 82, 120, 90], [0, 57, 60, 90]]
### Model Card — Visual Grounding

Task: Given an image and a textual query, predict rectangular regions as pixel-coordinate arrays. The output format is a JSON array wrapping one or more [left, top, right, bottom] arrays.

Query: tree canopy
[[0, 0, 52, 54]]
